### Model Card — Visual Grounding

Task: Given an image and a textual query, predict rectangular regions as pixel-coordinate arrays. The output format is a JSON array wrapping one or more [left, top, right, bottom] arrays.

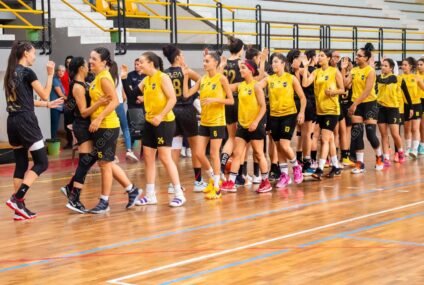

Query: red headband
[[244, 61, 255, 74]]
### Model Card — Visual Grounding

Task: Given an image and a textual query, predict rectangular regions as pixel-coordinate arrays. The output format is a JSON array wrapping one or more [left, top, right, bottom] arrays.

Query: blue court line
[[344, 236, 424, 247], [0, 179, 423, 274], [159, 211, 424, 285]]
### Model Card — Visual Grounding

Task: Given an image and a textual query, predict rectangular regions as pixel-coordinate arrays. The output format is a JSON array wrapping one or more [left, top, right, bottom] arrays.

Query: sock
[[395, 144, 399, 153], [376, 148, 382, 157], [15, 183, 30, 199], [341, 150, 349, 159], [412, 140, 419, 151], [311, 150, 317, 161], [303, 155, 311, 161], [271, 163, 278, 173], [213, 175, 220, 188], [194, 168, 202, 182], [243, 161, 248, 176], [289, 158, 299, 167], [261, 172, 269, 180], [279, 163, 289, 175], [398, 148, 404, 153], [125, 184, 134, 192], [331, 156, 339, 168], [253, 162, 260, 177], [207, 168, 214, 179], [220, 153, 230, 174], [67, 176, 75, 190], [405, 139, 412, 150], [356, 152, 364, 163], [238, 164, 244, 176], [384, 153, 390, 160], [296, 151, 302, 161], [229, 172, 237, 183], [146, 184, 155, 196], [319, 159, 326, 170], [100, 195, 109, 201], [173, 184, 184, 197]]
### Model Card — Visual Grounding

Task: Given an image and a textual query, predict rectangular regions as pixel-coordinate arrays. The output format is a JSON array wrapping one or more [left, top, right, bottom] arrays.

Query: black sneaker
[[235, 175, 245, 187], [66, 189, 87, 214], [312, 168, 324, 181], [6, 195, 35, 219], [302, 160, 311, 173], [326, 166, 342, 178], [126, 186, 141, 209], [89, 199, 110, 214], [60, 185, 71, 199], [269, 171, 278, 182]]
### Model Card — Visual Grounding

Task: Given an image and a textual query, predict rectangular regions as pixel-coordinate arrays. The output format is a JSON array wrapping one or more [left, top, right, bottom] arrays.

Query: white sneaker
[[194, 180, 208, 192], [180, 147, 187, 157], [409, 149, 418, 160], [168, 183, 175, 194], [244, 175, 253, 186], [169, 195, 186, 207], [135, 193, 158, 206], [252, 175, 261, 184], [186, 148, 192, 158], [126, 151, 139, 162]]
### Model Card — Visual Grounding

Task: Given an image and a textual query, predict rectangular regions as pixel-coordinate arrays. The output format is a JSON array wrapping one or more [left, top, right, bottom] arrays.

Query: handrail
[[0, 0, 34, 27]]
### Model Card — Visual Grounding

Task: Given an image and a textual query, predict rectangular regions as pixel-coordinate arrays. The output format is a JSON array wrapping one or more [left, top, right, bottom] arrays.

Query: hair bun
[[364, 43, 375, 52], [215, 49, 223, 57], [162, 44, 177, 58]]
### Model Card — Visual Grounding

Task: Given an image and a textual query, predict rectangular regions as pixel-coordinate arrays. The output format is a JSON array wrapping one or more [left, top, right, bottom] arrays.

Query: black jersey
[[224, 58, 243, 86], [6, 64, 38, 114], [164, 66, 194, 105], [127, 70, 146, 109], [71, 80, 91, 125], [302, 66, 316, 100]]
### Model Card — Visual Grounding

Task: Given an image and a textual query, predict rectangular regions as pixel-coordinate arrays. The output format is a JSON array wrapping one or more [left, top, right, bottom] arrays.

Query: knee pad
[[30, 148, 48, 176], [13, 148, 29, 179], [351, 123, 365, 151], [74, 153, 97, 184], [366, 124, 380, 149]]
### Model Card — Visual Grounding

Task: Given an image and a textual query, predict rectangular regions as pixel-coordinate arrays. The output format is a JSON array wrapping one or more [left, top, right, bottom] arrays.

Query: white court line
[[107, 200, 424, 285]]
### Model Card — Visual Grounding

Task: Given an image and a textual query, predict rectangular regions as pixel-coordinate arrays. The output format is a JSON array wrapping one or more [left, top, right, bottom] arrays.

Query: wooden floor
[[0, 146, 423, 285]]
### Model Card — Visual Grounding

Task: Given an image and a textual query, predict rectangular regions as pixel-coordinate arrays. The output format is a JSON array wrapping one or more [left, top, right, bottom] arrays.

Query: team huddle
[[4, 38, 424, 220]]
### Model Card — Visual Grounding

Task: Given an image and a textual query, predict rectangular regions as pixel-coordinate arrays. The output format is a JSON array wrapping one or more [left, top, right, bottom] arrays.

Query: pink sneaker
[[383, 158, 391, 167], [293, 165, 304, 184], [398, 151, 406, 163], [276, 173, 290, 188], [394, 152, 399, 163]]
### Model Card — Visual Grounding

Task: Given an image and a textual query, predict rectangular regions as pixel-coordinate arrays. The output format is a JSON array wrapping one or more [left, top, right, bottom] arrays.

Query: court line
[[0, 179, 422, 274], [344, 236, 424, 247], [107, 200, 424, 285]]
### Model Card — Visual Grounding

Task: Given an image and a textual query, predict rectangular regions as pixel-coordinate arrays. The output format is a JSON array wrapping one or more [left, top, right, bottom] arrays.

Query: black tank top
[[71, 80, 91, 124], [224, 58, 243, 97], [165, 66, 194, 106]]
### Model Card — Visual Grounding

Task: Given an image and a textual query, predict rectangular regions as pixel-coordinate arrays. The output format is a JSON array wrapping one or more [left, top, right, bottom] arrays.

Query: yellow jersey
[[351, 65, 377, 103], [399, 73, 420, 104], [417, 72, 424, 99], [313, 66, 340, 115], [89, 69, 120, 129], [143, 71, 175, 124], [376, 74, 402, 108], [200, 73, 226, 126], [238, 80, 260, 128], [267, 73, 297, 117]]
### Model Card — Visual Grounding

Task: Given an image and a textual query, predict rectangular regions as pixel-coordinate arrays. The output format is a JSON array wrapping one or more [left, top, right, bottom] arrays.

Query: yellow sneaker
[[205, 187, 222, 200], [203, 179, 214, 193], [342, 157, 356, 167]]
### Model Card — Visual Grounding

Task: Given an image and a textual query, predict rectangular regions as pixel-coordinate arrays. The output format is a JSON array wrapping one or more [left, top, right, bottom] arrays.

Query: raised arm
[[31, 61, 55, 100]]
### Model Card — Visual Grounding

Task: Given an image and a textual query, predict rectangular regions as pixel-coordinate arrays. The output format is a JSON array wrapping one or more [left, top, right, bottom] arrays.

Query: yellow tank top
[[399, 73, 420, 104], [200, 73, 226, 127], [268, 73, 297, 117], [143, 71, 175, 124], [90, 69, 120, 129], [377, 74, 402, 108], [417, 72, 424, 99], [313, 66, 340, 115], [238, 80, 260, 128], [351, 65, 377, 103]]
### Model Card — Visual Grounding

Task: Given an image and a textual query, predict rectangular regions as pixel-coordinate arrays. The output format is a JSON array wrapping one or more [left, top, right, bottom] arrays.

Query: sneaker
[[169, 195, 186, 207], [409, 149, 418, 160], [269, 171, 279, 182], [375, 155, 384, 171], [235, 175, 246, 187], [126, 186, 141, 209], [186, 148, 192, 158], [383, 158, 391, 168], [66, 189, 87, 214], [398, 151, 406, 163], [203, 178, 214, 193], [324, 159, 331, 168], [394, 152, 400, 163], [405, 149, 410, 158], [352, 162, 365, 174], [312, 168, 323, 180], [205, 187, 222, 199], [252, 175, 261, 184], [6, 195, 35, 219], [304, 168, 315, 176], [342, 157, 356, 167], [326, 166, 342, 178], [194, 180, 208, 193], [418, 144, 424, 155], [293, 165, 303, 184], [257, 179, 272, 193], [221, 180, 237, 193], [310, 160, 318, 169], [168, 183, 175, 194], [276, 173, 291, 188], [244, 175, 253, 186], [89, 199, 110, 214], [14, 212, 26, 221], [135, 193, 158, 206], [126, 151, 139, 162], [180, 147, 187, 157], [302, 160, 311, 173], [60, 185, 71, 199]]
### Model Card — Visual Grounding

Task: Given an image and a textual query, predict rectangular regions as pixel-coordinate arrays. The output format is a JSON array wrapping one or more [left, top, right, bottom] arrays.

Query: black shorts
[[174, 105, 198, 137], [225, 96, 238, 125], [404, 103, 422, 121], [265, 103, 271, 131], [377, 105, 401, 125], [399, 113, 404, 125], [236, 122, 266, 143], [316, 115, 339, 131], [340, 102, 353, 126], [92, 127, 120, 162], [7, 112, 43, 149], [354, 101, 378, 121], [143, 121, 175, 149], [73, 120, 92, 145], [127, 108, 145, 140], [422, 98, 424, 113], [199, 125, 226, 139], [268, 114, 297, 141], [305, 99, 317, 122]]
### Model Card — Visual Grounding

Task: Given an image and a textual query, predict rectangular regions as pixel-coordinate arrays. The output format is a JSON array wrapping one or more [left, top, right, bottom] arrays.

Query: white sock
[[146, 184, 155, 196], [173, 184, 184, 197], [384, 153, 390, 160], [304, 155, 311, 160], [331, 156, 339, 168], [412, 140, 419, 151], [207, 168, 214, 179], [356, 152, 364, 163], [213, 175, 220, 188], [261, 172, 269, 180], [405, 139, 412, 149], [319, 159, 326, 170], [289, 158, 298, 167], [376, 148, 382, 157], [279, 163, 289, 174], [100, 195, 109, 201], [125, 184, 133, 192], [398, 148, 404, 152], [229, 173, 237, 183]]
